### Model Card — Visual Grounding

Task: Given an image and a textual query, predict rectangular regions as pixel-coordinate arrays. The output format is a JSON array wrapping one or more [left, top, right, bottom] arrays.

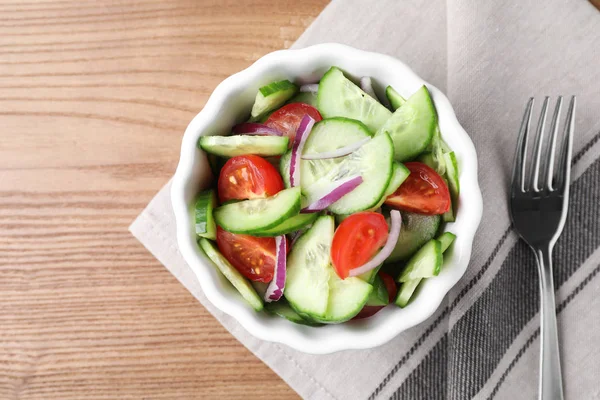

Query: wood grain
[[0, 1, 327, 398]]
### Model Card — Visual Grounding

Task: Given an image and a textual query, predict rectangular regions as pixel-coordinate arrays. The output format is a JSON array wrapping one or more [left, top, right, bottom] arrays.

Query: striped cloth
[[130, 0, 600, 398]]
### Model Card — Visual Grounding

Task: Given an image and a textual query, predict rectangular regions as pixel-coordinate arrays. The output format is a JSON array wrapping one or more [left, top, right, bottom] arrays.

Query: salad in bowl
[[194, 66, 460, 324], [171, 43, 481, 354]]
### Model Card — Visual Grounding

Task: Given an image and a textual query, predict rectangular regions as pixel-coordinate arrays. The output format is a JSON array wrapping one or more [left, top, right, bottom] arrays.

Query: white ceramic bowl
[[171, 43, 482, 354]]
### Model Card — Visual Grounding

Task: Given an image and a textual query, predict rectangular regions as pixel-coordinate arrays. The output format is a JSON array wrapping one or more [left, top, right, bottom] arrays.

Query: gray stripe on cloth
[[488, 261, 600, 400], [370, 130, 600, 399], [390, 155, 600, 400], [391, 334, 448, 400]]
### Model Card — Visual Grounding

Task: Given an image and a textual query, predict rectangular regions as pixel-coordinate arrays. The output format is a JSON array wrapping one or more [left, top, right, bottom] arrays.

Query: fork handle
[[535, 247, 564, 400]]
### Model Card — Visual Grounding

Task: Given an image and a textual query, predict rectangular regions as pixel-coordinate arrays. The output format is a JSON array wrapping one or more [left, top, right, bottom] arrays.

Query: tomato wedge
[[352, 272, 398, 320], [331, 212, 389, 279], [385, 162, 451, 215], [217, 155, 284, 203], [265, 103, 322, 145], [216, 227, 288, 283]]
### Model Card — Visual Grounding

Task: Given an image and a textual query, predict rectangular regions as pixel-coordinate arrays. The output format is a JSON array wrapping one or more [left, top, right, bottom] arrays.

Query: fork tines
[[512, 96, 576, 194]]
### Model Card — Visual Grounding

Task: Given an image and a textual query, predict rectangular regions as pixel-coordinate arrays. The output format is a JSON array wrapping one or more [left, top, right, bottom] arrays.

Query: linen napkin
[[130, 0, 600, 398]]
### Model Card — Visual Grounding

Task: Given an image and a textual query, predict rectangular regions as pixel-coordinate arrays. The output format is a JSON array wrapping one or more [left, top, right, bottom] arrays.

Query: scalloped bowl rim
[[171, 43, 482, 354]]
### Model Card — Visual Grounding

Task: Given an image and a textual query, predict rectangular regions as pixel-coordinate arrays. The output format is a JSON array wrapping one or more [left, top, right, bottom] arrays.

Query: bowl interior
[[172, 44, 482, 354]]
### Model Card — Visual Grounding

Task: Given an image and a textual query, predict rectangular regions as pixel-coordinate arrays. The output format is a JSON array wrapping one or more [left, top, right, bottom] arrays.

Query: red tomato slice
[[216, 227, 279, 283], [385, 162, 451, 215], [217, 155, 284, 203], [352, 272, 398, 320], [265, 103, 322, 145], [380, 272, 398, 302], [331, 212, 389, 279]]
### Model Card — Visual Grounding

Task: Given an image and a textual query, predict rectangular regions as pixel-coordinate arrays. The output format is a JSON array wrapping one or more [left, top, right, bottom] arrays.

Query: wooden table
[[0, 1, 327, 398]]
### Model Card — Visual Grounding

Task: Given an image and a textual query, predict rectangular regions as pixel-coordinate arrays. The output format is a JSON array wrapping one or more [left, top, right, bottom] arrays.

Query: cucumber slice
[[279, 118, 372, 190], [419, 127, 447, 175], [304, 132, 394, 214], [365, 274, 389, 306], [280, 150, 292, 188], [285, 216, 334, 318], [437, 232, 456, 252], [250, 80, 298, 121], [287, 91, 318, 107], [198, 135, 289, 157], [317, 67, 392, 133], [442, 199, 456, 222], [398, 239, 443, 282], [313, 273, 373, 323], [385, 86, 406, 110], [358, 263, 383, 284], [394, 232, 454, 308], [385, 211, 441, 263], [417, 152, 436, 169], [265, 300, 321, 326], [377, 86, 437, 162], [444, 152, 459, 195], [394, 278, 421, 308], [199, 239, 263, 311], [440, 151, 459, 222], [369, 162, 410, 210], [213, 187, 301, 234], [250, 212, 318, 237], [195, 190, 217, 240]]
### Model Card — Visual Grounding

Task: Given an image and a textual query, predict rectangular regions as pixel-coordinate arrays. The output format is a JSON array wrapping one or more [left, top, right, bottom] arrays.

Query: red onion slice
[[360, 76, 379, 101], [349, 210, 402, 277], [302, 137, 370, 160], [265, 235, 287, 302], [300, 83, 319, 93], [232, 122, 282, 136], [289, 114, 315, 187], [302, 176, 363, 212]]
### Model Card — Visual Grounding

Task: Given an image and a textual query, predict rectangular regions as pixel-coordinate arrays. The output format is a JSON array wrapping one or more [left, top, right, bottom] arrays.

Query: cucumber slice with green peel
[[313, 273, 373, 323], [279, 118, 372, 190], [385, 211, 441, 263], [287, 91, 318, 107], [394, 278, 421, 308], [285, 216, 334, 319], [250, 80, 298, 121], [195, 190, 217, 240], [199, 239, 263, 311], [358, 264, 383, 284], [365, 274, 389, 306], [317, 67, 392, 133], [250, 212, 318, 237], [198, 135, 289, 157], [444, 151, 460, 205], [444, 152, 460, 195], [437, 232, 456, 252], [442, 197, 456, 222], [265, 300, 322, 326], [213, 187, 301, 234], [377, 86, 437, 162], [385, 86, 406, 110], [304, 132, 394, 214], [441, 151, 459, 222], [398, 239, 443, 282], [369, 162, 411, 210]]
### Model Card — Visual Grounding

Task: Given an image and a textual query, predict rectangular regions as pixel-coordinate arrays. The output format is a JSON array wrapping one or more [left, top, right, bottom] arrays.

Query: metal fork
[[509, 96, 576, 400]]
